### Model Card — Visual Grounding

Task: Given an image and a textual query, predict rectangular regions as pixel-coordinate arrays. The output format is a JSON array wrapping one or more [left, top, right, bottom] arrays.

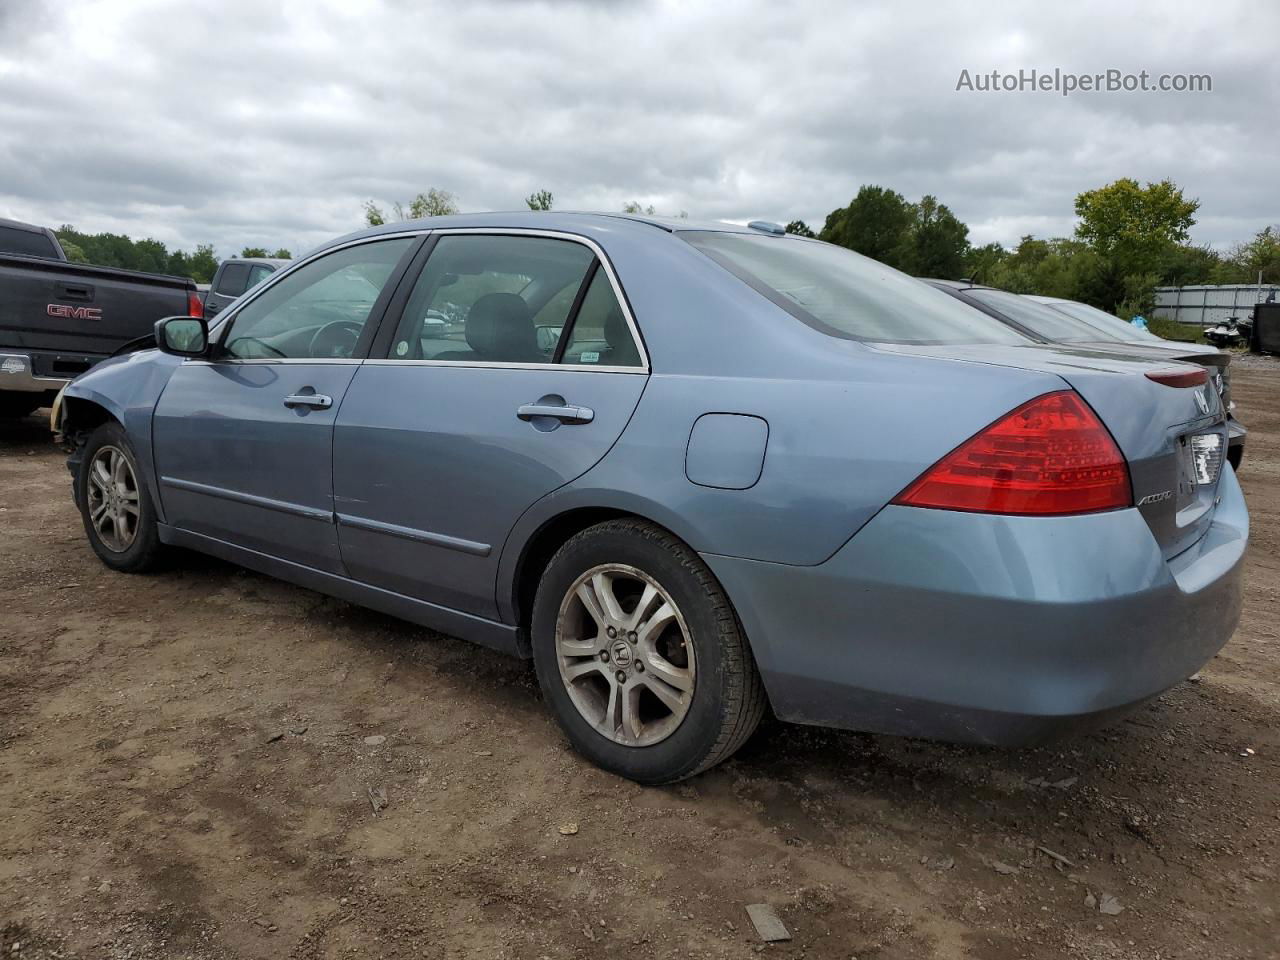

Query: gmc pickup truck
[[0, 217, 201, 417]]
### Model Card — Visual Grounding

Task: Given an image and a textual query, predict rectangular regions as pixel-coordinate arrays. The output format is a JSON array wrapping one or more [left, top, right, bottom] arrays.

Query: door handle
[[283, 393, 333, 409], [517, 402, 594, 424]]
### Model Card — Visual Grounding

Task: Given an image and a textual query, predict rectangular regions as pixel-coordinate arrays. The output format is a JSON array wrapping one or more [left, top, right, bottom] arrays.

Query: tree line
[[368, 179, 1279, 319], [50, 178, 1279, 313], [52, 225, 291, 284], [788, 179, 1280, 318]]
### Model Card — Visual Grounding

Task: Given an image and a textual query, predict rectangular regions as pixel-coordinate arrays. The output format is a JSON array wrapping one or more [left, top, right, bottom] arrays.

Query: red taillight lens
[[892, 390, 1131, 516], [187, 290, 204, 319], [1145, 367, 1206, 388]]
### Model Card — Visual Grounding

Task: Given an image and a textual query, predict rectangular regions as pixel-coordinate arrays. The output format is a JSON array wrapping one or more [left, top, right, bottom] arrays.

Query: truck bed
[[1, 253, 195, 393]]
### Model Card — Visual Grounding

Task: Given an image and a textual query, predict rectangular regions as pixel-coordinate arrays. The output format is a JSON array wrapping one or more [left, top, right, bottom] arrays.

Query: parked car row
[[927, 280, 1246, 469], [51, 212, 1247, 783]]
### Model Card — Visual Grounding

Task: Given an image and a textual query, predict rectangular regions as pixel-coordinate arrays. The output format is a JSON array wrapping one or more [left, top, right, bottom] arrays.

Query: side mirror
[[154, 316, 208, 357]]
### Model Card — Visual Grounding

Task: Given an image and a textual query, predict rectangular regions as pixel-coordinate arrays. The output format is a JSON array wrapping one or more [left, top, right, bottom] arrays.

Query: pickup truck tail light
[[892, 390, 1132, 516], [187, 290, 204, 319]]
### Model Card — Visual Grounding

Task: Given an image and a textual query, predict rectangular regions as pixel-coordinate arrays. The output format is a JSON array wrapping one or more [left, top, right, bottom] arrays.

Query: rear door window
[[214, 262, 252, 297], [0, 225, 58, 258], [387, 235, 595, 363], [966, 288, 1127, 343], [559, 267, 643, 367], [246, 263, 276, 290]]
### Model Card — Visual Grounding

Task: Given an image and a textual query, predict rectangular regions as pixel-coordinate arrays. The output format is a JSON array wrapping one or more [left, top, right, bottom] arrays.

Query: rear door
[[153, 237, 419, 573], [333, 232, 648, 619]]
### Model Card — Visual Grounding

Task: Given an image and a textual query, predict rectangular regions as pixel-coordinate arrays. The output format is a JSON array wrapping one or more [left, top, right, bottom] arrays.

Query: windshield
[[1050, 300, 1162, 342], [683, 232, 1029, 345], [965, 288, 1129, 344]]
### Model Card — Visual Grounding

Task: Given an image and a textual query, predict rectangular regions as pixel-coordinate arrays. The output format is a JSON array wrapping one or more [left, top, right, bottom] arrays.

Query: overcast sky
[[1, 0, 1277, 259]]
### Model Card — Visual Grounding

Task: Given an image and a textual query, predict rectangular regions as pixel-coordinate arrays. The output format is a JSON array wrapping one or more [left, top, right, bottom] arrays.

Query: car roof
[[922, 278, 984, 290], [0, 216, 51, 235], [223, 257, 290, 268], [315, 211, 769, 257]]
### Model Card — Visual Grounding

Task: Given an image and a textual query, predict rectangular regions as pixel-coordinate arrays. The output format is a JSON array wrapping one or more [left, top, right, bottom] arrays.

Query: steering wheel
[[309, 320, 364, 359]]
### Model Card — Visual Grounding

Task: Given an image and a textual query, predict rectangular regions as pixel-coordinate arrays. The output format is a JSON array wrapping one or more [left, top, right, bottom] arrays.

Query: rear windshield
[[683, 232, 1028, 345], [1052, 300, 1161, 342], [0, 225, 59, 259], [964, 288, 1129, 344]]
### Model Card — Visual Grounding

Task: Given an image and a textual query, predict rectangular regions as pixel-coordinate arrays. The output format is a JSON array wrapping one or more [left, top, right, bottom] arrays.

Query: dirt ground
[[2, 362, 1277, 960]]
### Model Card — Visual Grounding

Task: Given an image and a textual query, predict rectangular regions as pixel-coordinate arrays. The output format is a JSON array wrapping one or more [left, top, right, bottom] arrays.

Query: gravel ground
[[2, 361, 1278, 960]]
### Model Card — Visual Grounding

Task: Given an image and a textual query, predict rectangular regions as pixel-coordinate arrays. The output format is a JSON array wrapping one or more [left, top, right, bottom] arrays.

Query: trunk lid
[[871, 342, 1228, 559], [1073, 339, 1233, 411]]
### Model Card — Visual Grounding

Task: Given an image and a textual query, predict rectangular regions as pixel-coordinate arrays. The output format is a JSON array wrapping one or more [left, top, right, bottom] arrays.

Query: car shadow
[[0, 407, 56, 450]]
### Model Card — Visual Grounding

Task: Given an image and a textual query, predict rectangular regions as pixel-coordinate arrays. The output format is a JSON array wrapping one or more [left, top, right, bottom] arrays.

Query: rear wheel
[[531, 519, 766, 784], [77, 421, 164, 573]]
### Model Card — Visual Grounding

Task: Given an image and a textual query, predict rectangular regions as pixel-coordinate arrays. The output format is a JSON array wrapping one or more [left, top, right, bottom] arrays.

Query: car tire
[[76, 421, 165, 573], [0, 394, 40, 419], [531, 518, 766, 784]]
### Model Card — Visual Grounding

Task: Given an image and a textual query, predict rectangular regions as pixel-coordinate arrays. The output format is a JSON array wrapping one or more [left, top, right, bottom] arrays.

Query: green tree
[[982, 236, 1102, 302], [406, 188, 459, 219], [897, 195, 970, 278], [364, 187, 459, 226], [785, 220, 816, 238], [1074, 178, 1199, 310], [271, 248, 292, 259], [240, 246, 270, 258], [54, 225, 219, 283], [363, 201, 387, 226], [1224, 226, 1280, 284], [526, 189, 553, 211], [60, 239, 89, 263], [963, 241, 1007, 284], [819, 186, 914, 268], [188, 244, 219, 283], [1160, 243, 1226, 286]]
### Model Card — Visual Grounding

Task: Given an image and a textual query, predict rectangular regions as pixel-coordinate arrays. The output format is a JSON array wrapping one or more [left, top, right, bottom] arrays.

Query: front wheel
[[76, 421, 165, 573], [531, 519, 766, 784]]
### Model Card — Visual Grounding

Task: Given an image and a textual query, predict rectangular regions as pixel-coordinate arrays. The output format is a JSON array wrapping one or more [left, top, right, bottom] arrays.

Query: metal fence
[[1153, 284, 1280, 326]]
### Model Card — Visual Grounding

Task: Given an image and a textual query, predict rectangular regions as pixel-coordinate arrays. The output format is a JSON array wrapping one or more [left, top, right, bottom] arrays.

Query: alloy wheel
[[86, 445, 140, 553], [554, 563, 696, 746]]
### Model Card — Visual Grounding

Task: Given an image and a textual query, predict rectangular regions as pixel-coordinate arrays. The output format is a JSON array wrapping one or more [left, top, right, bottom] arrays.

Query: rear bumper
[[0, 352, 71, 393], [705, 465, 1248, 746]]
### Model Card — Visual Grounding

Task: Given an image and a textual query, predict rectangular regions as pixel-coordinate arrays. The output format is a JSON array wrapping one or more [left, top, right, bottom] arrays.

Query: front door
[[153, 237, 418, 573], [333, 233, 649, 619]]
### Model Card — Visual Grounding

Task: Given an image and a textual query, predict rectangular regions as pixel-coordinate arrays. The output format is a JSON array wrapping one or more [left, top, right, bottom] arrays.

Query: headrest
[[465, 293, 536, 361], [603, 305, 641, 366]]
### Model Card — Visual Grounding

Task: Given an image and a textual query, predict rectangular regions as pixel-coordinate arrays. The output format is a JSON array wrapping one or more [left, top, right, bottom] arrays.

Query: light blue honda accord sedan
[[57, 212, 1247, 783]]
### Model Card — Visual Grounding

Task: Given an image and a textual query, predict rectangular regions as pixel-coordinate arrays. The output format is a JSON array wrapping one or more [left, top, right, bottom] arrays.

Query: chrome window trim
[[184, 357, 364, 366], [386, 227, 650, 373], [361, 358, 647, 374], [205, 227, 650, 373]]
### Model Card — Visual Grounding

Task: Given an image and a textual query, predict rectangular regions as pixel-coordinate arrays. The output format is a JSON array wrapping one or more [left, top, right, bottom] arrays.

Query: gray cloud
[[0, 0, 1276, 258]]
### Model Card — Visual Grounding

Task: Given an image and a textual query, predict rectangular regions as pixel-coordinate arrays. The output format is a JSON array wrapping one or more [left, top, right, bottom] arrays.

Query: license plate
[[1189, 432, 1222, 486]]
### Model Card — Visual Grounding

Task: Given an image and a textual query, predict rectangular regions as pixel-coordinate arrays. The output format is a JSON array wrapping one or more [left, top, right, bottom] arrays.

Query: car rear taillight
[[892, 390, 1131, 516], [187, 290, 204, 318], [1145, 367, 1206, 388]]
